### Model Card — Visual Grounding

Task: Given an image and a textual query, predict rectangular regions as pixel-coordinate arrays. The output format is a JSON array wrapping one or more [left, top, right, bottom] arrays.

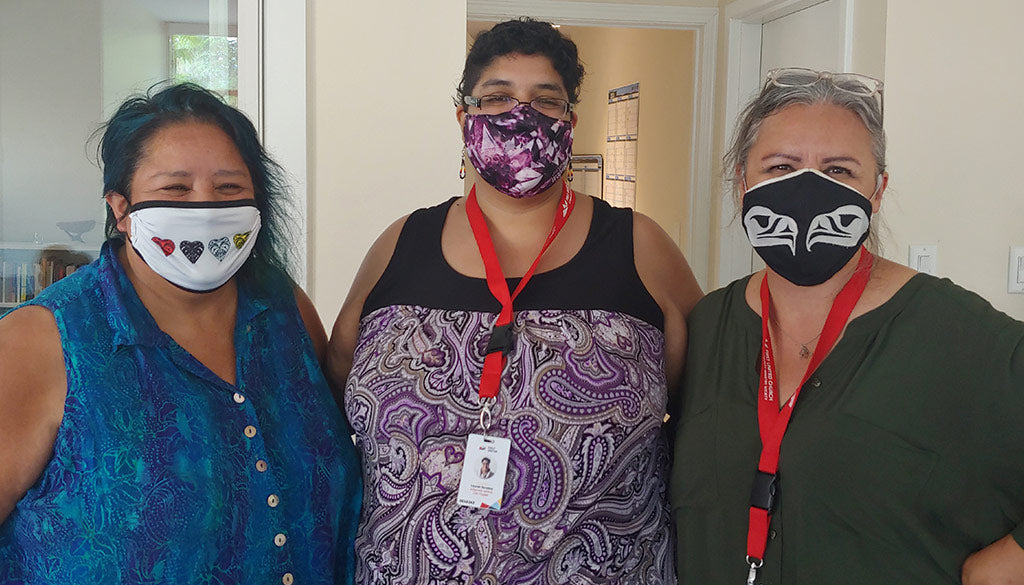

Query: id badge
[[457, 433, 511, 510]]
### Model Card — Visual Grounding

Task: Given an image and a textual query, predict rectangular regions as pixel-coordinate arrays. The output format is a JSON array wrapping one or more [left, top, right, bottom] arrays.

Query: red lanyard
[[745, 247, 873, 583], [465, 181, 575, 401]]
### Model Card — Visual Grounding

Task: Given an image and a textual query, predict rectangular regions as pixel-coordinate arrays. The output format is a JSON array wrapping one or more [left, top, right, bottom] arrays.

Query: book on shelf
[[0, 255, 92, 304]]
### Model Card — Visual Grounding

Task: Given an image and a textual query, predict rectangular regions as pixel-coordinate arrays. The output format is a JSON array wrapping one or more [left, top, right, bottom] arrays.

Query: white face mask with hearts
[[127, 199, 262, 292]]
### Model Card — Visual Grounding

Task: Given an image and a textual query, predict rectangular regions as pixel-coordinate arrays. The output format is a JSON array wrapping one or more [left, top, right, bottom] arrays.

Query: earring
[[459, 154, 466, 179], [567, 162, 574, 183]]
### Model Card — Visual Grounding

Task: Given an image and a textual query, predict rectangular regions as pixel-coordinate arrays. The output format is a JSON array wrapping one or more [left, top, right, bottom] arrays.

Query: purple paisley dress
[[346, 198, 674, 584]]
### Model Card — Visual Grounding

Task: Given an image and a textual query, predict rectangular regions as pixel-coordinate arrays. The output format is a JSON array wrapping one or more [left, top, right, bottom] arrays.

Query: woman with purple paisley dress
[[328, 18, 702, 585]]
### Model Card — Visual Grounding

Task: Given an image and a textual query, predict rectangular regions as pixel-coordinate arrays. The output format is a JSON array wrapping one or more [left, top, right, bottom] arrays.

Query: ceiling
[[134, 0, 237, 25]]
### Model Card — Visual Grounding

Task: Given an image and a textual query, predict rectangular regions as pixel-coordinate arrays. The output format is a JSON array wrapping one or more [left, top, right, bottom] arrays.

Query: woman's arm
[[632, 212, 703, 390], [325, 216, 409, 405], [0, 306, 67, 523], [962, 534, 1024, 585], [294, 285, 329, 365]]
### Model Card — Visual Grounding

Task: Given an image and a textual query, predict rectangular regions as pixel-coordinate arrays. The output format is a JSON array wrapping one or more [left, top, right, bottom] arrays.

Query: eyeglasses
[[463, 94, 574, 119], [765, 67, 884, 118]]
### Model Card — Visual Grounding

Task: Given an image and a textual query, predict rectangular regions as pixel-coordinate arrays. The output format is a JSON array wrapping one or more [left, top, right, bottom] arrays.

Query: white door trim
[[238, 1, 309, 287], [263, 1, 308, 286], [467, 0, 719, 290], [237, 0, 262, 135], [718, 0, 853, 287]]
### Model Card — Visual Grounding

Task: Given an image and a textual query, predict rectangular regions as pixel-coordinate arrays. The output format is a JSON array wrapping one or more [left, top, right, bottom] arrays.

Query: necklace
[[769, 316, 822, 359]]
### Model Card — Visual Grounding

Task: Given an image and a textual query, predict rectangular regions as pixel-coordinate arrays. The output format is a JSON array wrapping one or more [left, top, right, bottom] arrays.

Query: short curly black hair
[[457, 18, 586, 106]]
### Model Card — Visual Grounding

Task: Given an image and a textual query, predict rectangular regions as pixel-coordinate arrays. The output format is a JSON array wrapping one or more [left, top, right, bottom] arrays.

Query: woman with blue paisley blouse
[[328, 18, 702, 584], [0, 83, 361, 584]]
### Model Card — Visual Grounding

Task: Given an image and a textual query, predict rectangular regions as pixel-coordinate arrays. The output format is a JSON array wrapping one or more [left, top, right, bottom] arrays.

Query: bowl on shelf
[[55, 220, 97, 243]]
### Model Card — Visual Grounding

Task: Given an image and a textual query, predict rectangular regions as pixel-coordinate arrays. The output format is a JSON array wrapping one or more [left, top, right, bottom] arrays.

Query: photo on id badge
[[458, 434, 511, 510]]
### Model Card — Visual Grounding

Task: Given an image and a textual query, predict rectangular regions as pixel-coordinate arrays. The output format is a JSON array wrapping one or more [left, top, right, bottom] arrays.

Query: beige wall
[[307, 0, 467, 324], [562, 26, 696, 248], [883, 0, 1024, 319]]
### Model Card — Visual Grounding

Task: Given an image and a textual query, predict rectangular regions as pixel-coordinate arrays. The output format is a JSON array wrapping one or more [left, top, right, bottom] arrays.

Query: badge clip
[[479, 397, 494, 433], [746, 556, 763, 585]]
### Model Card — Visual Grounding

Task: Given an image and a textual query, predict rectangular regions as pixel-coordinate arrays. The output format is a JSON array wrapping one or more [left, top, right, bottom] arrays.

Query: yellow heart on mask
[[233, 231, 251, 249]]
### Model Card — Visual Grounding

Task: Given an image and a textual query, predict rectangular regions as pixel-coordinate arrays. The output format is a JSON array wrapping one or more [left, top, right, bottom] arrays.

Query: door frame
[[717, 0, 854, 286], [467, 0, 719, 290], [238, 0, 310, 286]]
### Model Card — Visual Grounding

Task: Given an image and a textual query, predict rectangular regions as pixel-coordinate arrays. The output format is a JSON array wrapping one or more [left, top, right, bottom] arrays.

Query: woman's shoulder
[[856, 268, 1024, 375], [23, 256, 103, 314], [907, 272, 1024, 331], [373, 196, 460, 262], [0, 302, 66, 523], [0, 304, 65, 388], [402, 196, 461, 231], [690, 276, 753, 321]]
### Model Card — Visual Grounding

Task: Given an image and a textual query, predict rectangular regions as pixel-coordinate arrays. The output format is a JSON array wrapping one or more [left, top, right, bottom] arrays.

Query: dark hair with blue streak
[[98, 82, 294, 284]]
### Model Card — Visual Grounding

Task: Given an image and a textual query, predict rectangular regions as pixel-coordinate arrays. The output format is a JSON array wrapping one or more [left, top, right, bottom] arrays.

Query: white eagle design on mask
[[744, 205, 798, 255], [806, 204, 870, 251]]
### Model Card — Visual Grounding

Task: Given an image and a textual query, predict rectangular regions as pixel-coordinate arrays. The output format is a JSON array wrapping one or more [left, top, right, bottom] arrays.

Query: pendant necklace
[[769, 316, 822, 359]]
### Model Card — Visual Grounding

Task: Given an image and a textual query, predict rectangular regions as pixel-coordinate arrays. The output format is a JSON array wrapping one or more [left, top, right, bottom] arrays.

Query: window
[[0, 1, 245, 308], [169, 24, 239, 106]]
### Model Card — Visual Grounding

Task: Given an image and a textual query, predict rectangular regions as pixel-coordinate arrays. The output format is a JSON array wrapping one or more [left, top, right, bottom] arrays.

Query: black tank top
[[362, 196, 664, 330]]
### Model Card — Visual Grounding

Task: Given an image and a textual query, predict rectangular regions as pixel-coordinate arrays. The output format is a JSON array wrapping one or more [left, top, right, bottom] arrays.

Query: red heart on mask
[[151, 237, 175, 256]]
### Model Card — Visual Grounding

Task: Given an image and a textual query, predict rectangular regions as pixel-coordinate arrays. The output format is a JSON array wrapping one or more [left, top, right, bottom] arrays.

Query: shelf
[[1, 245, 97, 306], [0, 241, 100, 253]]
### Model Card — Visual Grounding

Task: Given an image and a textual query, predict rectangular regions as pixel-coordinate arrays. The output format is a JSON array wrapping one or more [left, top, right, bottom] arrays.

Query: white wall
[[307, 0, 467, 323], [0, 1, 170, 246], [849, 0, 885, 79], [101, 0, 167, 117], [883, 0, 1024, 320], [0, 1, 106, 245], [568, 0, 718, 6]]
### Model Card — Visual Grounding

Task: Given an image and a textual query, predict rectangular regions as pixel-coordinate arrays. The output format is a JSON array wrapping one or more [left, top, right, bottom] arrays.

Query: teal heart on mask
[[208, 237, 230, 261]]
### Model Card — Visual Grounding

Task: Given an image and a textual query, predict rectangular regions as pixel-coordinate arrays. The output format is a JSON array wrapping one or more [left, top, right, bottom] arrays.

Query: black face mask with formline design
[[742, 168, 873, 287]]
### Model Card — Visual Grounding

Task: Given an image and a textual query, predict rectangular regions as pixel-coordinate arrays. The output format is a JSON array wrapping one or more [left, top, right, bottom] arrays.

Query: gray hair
[[724, 70, 886, 203]]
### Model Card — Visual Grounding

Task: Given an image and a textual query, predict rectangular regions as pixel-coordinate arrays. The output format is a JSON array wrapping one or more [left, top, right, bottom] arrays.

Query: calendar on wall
[[604, 82, 639, 209], [569, 155, 603, 199]]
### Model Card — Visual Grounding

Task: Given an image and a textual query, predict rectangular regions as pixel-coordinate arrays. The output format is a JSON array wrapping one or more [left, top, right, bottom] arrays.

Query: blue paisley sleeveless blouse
[[0, 241, 362, 585], [346, 198, 675, 584]]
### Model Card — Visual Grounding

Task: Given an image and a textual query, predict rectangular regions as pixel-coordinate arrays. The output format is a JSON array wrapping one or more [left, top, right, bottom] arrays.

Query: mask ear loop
[[111, 192, 134, 237], [868, 174, 883, 204]]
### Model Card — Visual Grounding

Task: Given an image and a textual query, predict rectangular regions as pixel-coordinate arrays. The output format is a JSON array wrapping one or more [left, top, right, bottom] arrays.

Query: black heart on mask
[[180, 240, 205, 264]]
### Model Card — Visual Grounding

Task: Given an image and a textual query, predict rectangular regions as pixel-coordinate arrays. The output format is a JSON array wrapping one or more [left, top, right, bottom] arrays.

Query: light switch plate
[[1009, 247, 1024, 294], [909, 245, 938, 275]]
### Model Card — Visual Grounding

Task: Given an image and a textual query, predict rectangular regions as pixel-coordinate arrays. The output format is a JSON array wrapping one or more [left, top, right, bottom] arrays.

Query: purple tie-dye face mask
[[463, 104, 574, 198]]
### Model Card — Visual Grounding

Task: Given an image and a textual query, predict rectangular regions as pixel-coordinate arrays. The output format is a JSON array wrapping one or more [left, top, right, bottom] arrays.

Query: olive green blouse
[[670, 273, 1024, 585]]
